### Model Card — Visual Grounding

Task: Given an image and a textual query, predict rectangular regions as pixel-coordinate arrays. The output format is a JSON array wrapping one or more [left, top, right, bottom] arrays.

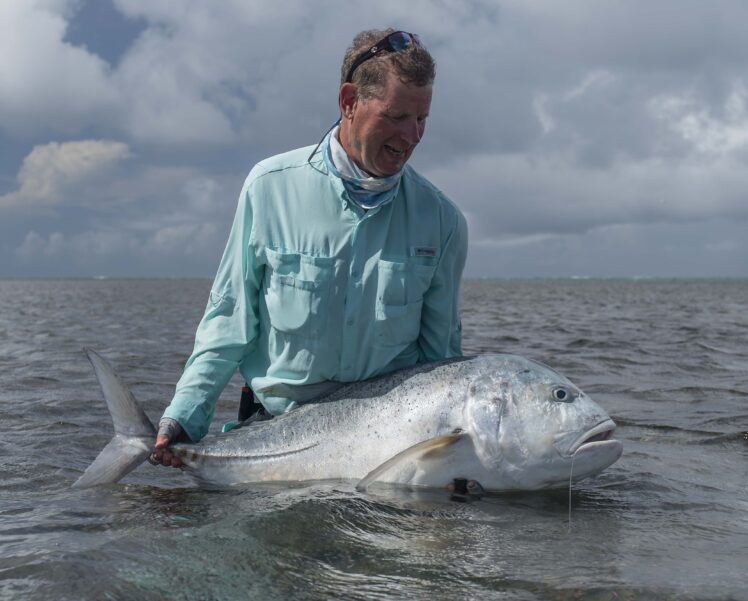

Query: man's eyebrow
[[385, 109, 430, 119]]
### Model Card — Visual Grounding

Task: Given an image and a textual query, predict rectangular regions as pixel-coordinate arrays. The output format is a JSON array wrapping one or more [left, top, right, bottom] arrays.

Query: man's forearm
[[162, 349, 243, 442]]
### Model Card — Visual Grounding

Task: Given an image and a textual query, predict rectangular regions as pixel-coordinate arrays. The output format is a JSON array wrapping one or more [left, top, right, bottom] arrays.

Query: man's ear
[[339, 83, 358, 120]]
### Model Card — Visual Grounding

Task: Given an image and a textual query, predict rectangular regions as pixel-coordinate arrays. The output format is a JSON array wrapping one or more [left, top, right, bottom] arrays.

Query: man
[[152, 28, 468, 468]]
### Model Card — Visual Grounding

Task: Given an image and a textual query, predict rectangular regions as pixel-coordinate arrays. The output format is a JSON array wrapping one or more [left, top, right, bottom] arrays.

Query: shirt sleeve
[[417, 205, 468, 362], [162, 180, 262, 442]]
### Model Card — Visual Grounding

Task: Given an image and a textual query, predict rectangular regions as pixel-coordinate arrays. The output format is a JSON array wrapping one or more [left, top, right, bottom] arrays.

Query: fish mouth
[[568, 419, 617, 455]]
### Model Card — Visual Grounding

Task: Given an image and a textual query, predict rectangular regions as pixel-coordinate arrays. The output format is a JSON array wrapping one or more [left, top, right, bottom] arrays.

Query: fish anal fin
[[356, 433, 466, 492]]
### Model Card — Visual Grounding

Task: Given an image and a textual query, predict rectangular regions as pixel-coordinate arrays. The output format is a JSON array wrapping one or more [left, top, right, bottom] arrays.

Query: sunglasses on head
[[344, 31, 422, 84], [307, 31, 423, 165]]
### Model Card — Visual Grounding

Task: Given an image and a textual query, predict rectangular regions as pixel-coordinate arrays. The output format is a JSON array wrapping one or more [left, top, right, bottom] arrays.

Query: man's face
[[341, 71, 432, 177]]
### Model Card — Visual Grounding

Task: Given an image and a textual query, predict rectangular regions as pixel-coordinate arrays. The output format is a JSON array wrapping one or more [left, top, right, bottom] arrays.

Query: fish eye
[[552, 387, 573, 402]]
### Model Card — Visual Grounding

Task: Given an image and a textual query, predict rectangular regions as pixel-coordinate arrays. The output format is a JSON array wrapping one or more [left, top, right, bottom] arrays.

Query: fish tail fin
[[72, 349, 157, 489]]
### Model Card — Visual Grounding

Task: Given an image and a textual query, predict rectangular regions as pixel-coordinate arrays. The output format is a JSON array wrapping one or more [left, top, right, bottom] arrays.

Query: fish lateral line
[[172, 442, 320, 463]]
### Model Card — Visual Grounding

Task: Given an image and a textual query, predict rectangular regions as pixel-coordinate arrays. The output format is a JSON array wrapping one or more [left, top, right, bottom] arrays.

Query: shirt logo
[[411, 247, 437, 258]]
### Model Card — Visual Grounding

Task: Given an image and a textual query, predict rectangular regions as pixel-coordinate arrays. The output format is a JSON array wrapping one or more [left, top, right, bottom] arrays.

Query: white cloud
[[15, 231, 60, 259], [183, 177, 222, 214], [114, 28, 237, 144], [2, 0, 514, 146], [15, 222, 220, 263], [427, 150, 748, 245], [532, 94, 555, 135], [463, 220, 748, 278], [650, 82, 748, 156], [471, 232, 563, 249], [143, 223, 220, 255], [109, 0, 327, 145], [0, 0, 121, 135], [3, 0, 748, 277], [14, 229, 134, 261], [563, 70, 616, 102], [0, 140, 130, 209]]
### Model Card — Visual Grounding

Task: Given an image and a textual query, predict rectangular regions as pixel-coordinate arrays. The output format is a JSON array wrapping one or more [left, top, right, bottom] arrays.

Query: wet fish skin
[[74, 350, 622, 491]]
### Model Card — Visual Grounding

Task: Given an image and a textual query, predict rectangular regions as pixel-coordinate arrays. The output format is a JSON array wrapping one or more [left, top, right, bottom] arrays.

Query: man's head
[[338, 29, 436, 177], [340, 29, 435, 100]]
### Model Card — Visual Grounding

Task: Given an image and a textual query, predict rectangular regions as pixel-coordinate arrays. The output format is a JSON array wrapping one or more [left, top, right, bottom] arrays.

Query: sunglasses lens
[[388, 31, 414, 52]]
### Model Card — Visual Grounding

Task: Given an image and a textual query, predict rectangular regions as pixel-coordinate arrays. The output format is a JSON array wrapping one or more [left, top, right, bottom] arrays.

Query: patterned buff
[[322, 123, 403, 210]]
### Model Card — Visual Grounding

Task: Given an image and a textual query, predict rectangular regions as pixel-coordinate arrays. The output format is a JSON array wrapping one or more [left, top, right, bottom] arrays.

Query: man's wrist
[[158, 417, 184, 441]]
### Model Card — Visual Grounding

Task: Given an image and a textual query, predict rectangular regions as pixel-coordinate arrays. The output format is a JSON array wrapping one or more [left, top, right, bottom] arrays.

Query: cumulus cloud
[[427, 150, 748, 246], [13, 223, 226, 275], [15, 229, 134, 260], [651, 82, 748, 156], [3, 0, 748, 277], [0, 0, 121, 135], [15, 231, 66, 259], [142, 222, 220, 256], [8, 154, 233, 276], [182, 177, 223, 215], [0, 140, 130, 209], [15, 222, 222, 264], [464, 219, 748, 278], [3, 0, 516, 147], [109, 0, 347, 146]]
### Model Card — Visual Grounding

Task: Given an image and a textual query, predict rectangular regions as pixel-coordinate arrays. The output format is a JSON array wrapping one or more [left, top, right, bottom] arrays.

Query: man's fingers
[[148, 449, 182, 468], [151, 419, 187, 468], [151, 435, 173, 466], [162, 450, 182, 468]]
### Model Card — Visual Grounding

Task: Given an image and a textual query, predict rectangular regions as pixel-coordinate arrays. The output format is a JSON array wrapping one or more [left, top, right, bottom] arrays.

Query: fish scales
[[178, 359, 471, 485]]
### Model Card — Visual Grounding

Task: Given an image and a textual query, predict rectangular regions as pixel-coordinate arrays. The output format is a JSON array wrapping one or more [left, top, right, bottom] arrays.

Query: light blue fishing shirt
[[163, 144, 468, 442]]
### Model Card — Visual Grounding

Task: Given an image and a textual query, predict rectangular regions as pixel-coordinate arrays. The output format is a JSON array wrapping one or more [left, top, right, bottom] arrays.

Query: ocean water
[[0, 278, 746, 600]]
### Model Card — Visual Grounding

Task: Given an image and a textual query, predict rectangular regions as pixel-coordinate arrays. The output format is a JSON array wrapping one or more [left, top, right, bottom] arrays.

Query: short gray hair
[[340, 28, 436, 99]]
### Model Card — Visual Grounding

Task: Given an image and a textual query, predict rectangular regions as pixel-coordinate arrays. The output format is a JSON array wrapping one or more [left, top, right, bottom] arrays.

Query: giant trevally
[[73, 350, 622, 491]]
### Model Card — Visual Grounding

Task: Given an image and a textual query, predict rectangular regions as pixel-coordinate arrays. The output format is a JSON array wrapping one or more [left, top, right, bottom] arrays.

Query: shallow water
[[1, 278, 746, 600]]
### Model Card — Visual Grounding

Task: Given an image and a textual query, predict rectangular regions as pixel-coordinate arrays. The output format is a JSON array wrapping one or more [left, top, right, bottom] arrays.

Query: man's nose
[[400, 119, 423, 145]]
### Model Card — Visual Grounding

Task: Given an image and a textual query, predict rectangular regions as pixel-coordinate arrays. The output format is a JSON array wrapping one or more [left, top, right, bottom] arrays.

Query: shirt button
[[346, 317, 354, 325]]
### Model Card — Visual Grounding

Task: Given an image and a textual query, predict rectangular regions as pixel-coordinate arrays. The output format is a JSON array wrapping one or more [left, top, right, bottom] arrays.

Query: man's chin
[[375, 159, 407, 177]]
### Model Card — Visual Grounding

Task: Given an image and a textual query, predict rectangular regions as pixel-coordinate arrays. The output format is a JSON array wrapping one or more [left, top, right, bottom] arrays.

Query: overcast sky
[[2, 0, 747, 278]]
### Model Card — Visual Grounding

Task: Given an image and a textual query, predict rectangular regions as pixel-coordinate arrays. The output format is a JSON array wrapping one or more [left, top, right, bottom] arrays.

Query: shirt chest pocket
[[374, 259, 437, 347], [263, 248, 334, 338]]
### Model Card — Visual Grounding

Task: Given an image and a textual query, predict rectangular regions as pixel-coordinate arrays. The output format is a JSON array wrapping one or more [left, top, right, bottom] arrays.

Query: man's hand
[[150, 418, 190, 468]]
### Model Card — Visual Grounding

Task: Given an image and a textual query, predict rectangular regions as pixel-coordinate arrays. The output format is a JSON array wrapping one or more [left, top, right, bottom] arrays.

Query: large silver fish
[[73, 349, 622, 492]]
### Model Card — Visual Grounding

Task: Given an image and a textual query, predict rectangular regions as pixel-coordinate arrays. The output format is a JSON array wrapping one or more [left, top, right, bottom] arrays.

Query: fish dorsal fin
[[355, 432, 466, 492]]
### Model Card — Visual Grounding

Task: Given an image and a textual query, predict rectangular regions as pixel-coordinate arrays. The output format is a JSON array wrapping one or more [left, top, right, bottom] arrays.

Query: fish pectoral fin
[[355, 433, 466, 492]]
